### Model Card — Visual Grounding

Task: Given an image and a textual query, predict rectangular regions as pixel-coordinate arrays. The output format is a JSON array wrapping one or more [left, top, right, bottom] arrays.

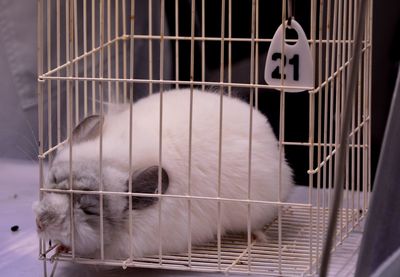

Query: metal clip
[[287, 0, 294, 26]]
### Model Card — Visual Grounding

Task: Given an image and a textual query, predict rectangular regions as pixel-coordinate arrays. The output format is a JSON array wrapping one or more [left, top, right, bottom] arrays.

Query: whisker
[[6, 129, 40, 157], [18, 135, 40, 156], [16, 145, 38, 163], [24, 117, 39, 148]]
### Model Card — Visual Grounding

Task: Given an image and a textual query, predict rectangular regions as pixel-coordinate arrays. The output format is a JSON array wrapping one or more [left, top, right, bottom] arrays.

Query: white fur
[[34, 89, 294, 258]]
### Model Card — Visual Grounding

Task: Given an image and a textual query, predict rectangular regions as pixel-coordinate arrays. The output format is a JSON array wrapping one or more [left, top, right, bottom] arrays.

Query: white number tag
[[264, 19, 314, 92]]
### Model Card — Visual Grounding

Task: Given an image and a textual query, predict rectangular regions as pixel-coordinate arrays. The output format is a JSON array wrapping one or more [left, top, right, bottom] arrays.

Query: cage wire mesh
[[37, 0, 372, 276]]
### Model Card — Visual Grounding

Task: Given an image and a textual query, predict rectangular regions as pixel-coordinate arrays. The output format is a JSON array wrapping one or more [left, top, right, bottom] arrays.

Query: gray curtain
[[355, 65, 400, 276], [0, 0, 172, 160]]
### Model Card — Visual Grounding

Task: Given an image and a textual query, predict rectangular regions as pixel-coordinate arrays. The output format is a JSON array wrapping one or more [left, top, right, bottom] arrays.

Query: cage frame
[[36, 0, 373, 276]]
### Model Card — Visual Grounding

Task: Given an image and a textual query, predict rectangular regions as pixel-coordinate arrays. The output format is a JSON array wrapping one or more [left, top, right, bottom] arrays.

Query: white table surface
[[0, 159, 362, 276]]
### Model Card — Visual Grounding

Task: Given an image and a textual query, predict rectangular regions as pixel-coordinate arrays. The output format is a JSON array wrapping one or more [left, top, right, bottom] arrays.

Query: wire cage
[[36, 0, 372, 276]]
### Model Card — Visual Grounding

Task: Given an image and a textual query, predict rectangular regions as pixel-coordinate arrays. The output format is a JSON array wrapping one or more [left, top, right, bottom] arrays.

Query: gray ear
[[72, 115, 103, 143], [128, 166, 169, 210]]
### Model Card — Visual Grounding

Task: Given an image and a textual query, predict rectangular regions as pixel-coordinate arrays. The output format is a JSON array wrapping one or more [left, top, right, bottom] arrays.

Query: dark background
[[370, 0, 400, 182], [165, 0, 400, 187]]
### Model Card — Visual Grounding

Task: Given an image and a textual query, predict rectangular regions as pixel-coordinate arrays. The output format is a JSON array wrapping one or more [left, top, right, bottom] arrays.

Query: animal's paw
[[56, 244, 71, 254], [252, 230, 268, 243]]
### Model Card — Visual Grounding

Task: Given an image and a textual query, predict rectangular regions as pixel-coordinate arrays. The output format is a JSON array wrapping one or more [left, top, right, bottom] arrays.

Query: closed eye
[[50, 173, 68, 185], [82, 207, 99, 216], [78, 194, 100, 216]]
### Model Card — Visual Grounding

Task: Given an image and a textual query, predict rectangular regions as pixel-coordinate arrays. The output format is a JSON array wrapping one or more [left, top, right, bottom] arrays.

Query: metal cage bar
[[36, 0, 373, 276]]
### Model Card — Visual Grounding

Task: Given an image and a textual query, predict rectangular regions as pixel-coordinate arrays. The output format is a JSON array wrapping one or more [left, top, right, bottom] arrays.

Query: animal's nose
[[36, 217, 44, 231]]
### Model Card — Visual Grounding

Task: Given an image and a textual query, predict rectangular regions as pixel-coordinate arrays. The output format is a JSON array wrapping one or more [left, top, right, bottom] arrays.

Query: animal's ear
[[128, 166, 169, 210], [72, 115, 103, 143]]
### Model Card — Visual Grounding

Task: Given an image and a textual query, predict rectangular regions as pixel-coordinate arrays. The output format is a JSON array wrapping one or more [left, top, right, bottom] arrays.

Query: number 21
[[271, 53, 299, 81]]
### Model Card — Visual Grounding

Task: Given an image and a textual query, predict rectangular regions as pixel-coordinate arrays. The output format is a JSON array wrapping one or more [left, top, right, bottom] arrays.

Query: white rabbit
[[33, 88, 294, 259]]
